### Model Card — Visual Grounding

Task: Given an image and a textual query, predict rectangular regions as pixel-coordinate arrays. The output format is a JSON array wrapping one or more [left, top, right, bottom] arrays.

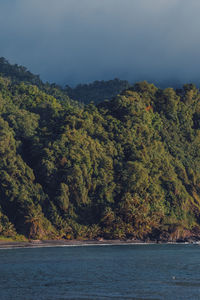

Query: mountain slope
[[0, 59, 200, 241]]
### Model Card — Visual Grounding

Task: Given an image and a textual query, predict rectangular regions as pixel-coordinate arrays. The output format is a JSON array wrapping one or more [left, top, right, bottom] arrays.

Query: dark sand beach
[[0, 239, 157, 249], [1, 234, 200, 249]]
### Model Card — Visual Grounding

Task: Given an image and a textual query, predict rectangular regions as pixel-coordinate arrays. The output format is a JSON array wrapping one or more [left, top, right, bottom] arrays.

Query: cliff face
[[0, 58, 200, 241]]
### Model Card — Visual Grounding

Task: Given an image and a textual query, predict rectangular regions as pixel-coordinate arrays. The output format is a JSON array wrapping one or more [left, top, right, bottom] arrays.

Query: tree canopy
[[0, 58, 200, 242]]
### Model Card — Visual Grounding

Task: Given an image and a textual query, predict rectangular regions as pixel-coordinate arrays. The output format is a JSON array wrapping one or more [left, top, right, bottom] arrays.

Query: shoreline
[[0, 238, 198, 249]]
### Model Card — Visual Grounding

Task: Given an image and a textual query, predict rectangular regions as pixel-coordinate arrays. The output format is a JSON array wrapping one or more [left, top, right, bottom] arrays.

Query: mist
[[1, 0, 200, 86]]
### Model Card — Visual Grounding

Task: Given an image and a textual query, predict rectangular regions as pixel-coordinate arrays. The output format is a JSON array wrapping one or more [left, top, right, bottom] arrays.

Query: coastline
[[0, 239, 150, 249], [0, 238, 197, 249]]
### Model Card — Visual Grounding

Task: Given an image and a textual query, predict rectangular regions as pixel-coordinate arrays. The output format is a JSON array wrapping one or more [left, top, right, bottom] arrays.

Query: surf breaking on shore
[[0, 239, 195, 250]]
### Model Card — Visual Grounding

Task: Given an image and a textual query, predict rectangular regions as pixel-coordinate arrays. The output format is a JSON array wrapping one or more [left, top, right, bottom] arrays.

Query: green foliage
[[65, 78, 130, 104], [0, 57, 200, 241]]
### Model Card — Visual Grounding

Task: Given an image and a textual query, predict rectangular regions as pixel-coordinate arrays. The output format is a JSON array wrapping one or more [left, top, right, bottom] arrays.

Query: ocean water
[[0, 244, 200, 300]]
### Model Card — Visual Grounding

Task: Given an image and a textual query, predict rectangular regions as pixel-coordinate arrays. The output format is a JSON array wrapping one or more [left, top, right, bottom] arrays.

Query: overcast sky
[[1, 0, 200, 86]]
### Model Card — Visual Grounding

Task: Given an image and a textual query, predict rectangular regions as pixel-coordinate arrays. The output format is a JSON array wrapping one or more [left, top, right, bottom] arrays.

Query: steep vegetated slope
[[0, 58, 200, 241]]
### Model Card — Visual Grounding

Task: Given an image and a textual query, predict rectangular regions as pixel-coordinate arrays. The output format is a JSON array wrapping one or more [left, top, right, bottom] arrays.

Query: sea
[[0, 244, 200, 300]]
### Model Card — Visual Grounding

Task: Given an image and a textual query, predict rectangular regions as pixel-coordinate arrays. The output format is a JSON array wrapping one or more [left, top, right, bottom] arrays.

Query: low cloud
[[1, 0, 200, 86]]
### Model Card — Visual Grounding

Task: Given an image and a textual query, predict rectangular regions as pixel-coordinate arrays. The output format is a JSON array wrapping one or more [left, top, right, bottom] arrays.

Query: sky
[[1, 0, 200, 86]]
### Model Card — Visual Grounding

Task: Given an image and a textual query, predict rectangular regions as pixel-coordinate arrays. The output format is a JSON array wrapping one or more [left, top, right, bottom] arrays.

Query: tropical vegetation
[[0, 58, 200, 241]]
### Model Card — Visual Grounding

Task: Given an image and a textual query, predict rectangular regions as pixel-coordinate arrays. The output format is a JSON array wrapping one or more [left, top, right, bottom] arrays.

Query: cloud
[[0, 0, 200, 86]]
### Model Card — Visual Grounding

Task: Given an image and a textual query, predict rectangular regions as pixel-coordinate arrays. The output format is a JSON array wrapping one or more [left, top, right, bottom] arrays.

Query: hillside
[[65, 79, 130, 104], [0, 58, 130, 105], [0, 58, 200, 242]]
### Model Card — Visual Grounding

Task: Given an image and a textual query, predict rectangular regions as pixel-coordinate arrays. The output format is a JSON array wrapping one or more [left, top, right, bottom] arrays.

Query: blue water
[[0, 244, 200, 299]]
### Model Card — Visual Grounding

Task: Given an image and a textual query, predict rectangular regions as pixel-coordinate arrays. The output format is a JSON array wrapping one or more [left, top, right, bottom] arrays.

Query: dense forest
[[0, 57, 200, 242], [65, 79, 130, 104]]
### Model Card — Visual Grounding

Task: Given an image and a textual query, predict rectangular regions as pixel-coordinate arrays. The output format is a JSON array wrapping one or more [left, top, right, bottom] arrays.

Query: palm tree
[[25, 207, 44, 239]]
